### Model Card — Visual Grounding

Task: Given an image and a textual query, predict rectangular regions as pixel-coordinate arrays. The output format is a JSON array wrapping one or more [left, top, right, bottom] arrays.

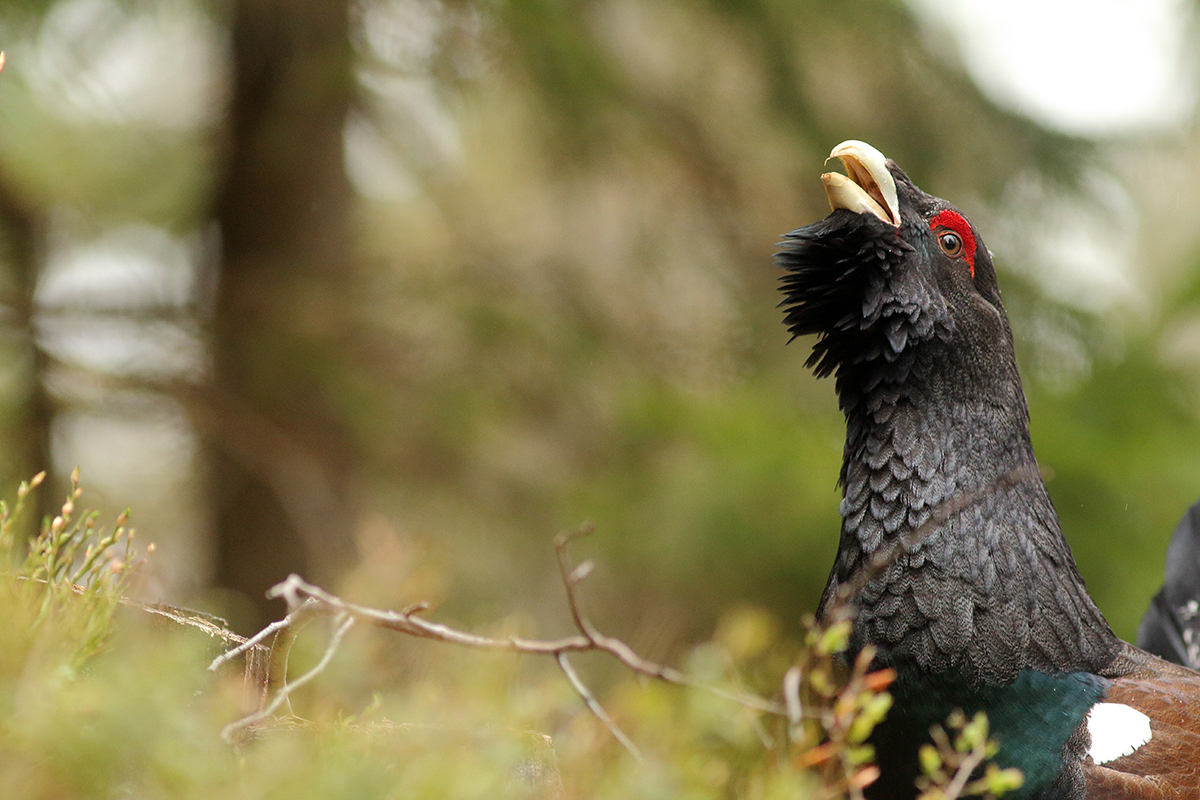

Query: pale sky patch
[[912, 0, 1197, 135]]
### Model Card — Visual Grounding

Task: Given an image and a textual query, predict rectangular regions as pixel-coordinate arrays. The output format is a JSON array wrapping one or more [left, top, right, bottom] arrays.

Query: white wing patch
[[1086, 703, 1152, 764]]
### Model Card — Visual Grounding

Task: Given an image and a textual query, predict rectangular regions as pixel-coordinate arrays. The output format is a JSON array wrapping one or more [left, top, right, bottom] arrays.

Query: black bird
[[1138, 499, 1200, 670], [776, 141, 1200, 800]]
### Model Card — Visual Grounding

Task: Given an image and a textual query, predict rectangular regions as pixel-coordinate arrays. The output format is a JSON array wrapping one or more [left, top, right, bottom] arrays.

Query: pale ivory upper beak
[[821, 140, 901, 227]]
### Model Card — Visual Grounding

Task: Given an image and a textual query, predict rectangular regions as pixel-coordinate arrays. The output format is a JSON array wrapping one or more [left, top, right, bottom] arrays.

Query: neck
[[821, 341, 1119, 685]]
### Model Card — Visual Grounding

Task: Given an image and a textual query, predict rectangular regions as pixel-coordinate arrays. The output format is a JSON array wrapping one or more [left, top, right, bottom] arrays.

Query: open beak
[[821, 140, 901, 227]]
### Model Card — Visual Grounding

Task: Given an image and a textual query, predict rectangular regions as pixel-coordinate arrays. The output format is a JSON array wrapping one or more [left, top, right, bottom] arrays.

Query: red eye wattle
[[930, 209, 977, 277]]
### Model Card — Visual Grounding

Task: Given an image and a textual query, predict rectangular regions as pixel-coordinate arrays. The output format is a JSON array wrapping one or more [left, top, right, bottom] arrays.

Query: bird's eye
[[938, 231, 963, 258], [930, 209, 977, 277]]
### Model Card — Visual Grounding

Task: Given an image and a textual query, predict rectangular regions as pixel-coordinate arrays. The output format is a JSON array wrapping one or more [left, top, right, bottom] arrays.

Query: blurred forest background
[[0, 0, 1199, 657]]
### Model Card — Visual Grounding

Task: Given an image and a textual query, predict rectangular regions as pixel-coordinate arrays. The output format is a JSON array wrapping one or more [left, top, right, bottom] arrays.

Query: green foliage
[[788, 614, 892, 799], [0, 473, 1029, 800], [0, 469, 146, 670], [916, 710, 1025, 800]]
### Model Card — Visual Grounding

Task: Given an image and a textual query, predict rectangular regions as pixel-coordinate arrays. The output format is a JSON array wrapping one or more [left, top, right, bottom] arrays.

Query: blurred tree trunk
[[0, 180, 53, 527], [208, 0, 359, 628]]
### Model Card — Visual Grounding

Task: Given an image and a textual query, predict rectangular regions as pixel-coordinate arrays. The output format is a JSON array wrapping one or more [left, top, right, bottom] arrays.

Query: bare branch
[[221, 612, 356, 743], [208, 598, 325, 672], [783, 665, 803, 739], [557, 653, 642, 761], [554, 524, 603, 642], [213, 526, 785, 747]]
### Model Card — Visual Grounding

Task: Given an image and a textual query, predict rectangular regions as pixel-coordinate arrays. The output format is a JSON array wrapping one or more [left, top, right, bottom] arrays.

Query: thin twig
[[221, 612, 356, 743], [557, 652, 642, 761], [783, 665, 803, 739], [213, 526, 785, 747], [943, 746, 986, 800], [555, 524, 604, 642], [208, 598, 325, 671]]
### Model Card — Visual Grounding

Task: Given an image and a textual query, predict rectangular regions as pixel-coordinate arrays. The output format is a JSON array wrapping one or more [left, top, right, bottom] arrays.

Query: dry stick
[[943, 746, 987, 800], [549, 526, 783, 714], [213, 467, 1038, 750], [220, 612, 356, 743], [212, 524, 783, 753], [209, 598, 325, 672], [783, 665, 804, 738], [557, 652, 643, 761]]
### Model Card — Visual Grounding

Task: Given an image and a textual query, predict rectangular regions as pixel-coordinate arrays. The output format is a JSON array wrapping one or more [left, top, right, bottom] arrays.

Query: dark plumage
[[777, 141, 1200, 800], [1138, 500, 1200, 670]]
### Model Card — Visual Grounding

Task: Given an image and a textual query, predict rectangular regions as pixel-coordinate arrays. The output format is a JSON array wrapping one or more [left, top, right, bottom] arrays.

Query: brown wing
[[1084, 645, 1200, 800]]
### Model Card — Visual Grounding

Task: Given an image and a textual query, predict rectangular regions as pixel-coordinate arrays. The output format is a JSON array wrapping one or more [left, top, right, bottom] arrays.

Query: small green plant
[[0, 468, 150, 669], [786, 612, 895, 800], [786, 611, 1024, 800], [917, 709, 1025, 800]]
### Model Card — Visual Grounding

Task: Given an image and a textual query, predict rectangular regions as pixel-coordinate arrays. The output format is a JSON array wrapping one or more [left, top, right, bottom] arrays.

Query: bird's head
[[777, 140, 1010, 386]]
